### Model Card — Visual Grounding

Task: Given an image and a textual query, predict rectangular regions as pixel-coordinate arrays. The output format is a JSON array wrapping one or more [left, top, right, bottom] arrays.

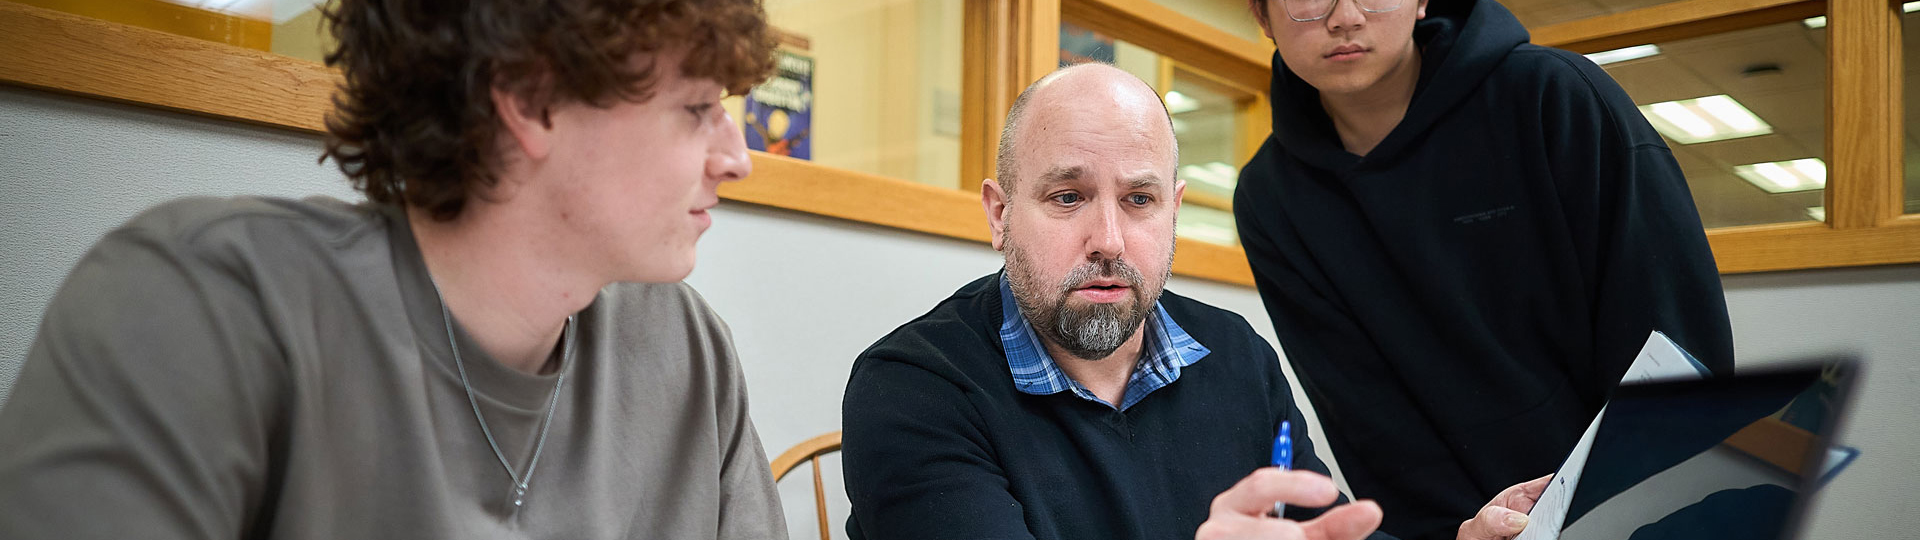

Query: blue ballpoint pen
[[1271, 420, 1293, 518]]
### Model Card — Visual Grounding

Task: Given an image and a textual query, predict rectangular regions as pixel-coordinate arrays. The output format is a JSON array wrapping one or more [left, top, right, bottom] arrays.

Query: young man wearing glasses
[[1233, 0, 1735, 538]]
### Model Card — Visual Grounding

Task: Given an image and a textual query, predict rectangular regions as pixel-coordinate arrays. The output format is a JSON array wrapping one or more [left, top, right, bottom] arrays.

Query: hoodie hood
[[1266, 0, 1530, 171]]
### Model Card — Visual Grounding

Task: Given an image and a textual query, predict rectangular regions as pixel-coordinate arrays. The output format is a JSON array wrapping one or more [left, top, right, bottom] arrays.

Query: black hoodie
[[1232, 1, 1735, 538]]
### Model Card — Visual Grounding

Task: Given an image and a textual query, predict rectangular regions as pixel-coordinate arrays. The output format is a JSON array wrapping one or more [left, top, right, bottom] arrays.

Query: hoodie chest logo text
[[1451, 205, 1516, 225]]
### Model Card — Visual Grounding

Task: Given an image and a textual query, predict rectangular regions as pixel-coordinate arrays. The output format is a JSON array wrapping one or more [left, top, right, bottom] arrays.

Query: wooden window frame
[[4, 0, 1917, 281], [1533, 0, 1920, 273]]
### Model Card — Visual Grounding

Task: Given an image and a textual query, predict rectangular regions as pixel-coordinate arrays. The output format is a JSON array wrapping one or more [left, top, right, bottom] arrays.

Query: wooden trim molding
[[730, 154, 1258, 285], [961, 0, 1060, 196], [726, 153, 993, 244], [0, 1, 336, 133], [1825, 0, 1903, 229], [1060, 0, 1273, 92], [1530, 0, 1825, 53], [1707, 220, 1920, 273], [1722, 418, 1814, 475], [11, 0, 273, 52]]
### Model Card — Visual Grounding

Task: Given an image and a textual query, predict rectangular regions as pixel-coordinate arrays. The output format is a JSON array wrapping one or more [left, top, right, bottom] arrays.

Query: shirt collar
[[997, 271, 1210, 410]]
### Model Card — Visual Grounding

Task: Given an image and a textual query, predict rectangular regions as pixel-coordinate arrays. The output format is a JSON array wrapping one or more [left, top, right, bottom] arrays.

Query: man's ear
[[983, 178, 1011, 251], [1171, 179, 1186, 214], [491, 82, 555, 162], [1416, 0, 1428, 19]]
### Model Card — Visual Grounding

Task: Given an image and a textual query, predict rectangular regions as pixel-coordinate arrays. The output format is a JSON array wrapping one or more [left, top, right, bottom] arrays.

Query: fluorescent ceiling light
[[1638, 95, 1773, 144], [1585, 44, 1660, 66], [1178, 161, 1239, 190], [1165, 91, 1201, 115], [1734, 158, 1827, 193], [1806, 2, 1920, 28], [1806, 206, 1826, 222]]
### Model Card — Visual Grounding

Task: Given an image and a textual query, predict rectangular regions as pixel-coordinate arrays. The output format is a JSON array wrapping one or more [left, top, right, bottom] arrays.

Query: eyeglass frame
[[1280, 0, 1405, 23]]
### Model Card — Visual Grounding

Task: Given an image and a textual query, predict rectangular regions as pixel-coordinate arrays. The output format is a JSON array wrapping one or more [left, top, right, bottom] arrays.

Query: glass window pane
[[1143, 0, 1266, 43], [9, 0, 967, 189], [7, 0, 332, 61], [1060, 22, 1259, 246], [725, 0, 964, 189], [1602, 20, 1828, 228], [1903, 8, 1920, 214]]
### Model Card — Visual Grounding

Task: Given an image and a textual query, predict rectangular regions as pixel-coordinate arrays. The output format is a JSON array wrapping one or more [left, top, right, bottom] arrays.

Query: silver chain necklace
[[429, 279, 574, 510]]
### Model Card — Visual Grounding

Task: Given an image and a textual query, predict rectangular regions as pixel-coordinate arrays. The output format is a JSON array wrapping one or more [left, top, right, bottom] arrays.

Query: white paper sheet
[[1514, 332, 1707, 540]]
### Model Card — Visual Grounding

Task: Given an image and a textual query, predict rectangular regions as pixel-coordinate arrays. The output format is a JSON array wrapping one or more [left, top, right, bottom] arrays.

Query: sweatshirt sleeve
[[841, 358, 1037, 540], [0, 218, 285, 540], [697, 308, 790, 540], [1542, 51, 1738, 396]]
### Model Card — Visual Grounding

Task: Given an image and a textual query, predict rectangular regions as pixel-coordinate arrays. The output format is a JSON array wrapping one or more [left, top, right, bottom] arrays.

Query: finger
[[1211, 469, 1342, 517], [1458, 503, 1530, 540], [1497, 475, 1553, 514], [1514, 475, 1552, 510], [1300, 500, 1383, 540], [1196, 513, 1307, 540]]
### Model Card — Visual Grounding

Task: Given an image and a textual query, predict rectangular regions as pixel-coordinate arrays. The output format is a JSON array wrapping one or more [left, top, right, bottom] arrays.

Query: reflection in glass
[[9, 0, 333, 61], [725, 0, 964, 189], [1603, 20, 1827, 228], [1143, 0, 1266, 42], [1060, 23, 1263, 246], [1559, 364, 1853, 540], [1902, 9, 1920, 213]]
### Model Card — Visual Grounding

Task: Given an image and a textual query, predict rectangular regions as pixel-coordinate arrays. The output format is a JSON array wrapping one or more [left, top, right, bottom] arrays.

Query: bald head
[[994, 63, 1179, 197]]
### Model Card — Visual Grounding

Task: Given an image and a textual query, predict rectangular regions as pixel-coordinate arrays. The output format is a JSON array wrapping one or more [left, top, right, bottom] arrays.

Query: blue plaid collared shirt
[[999, 273, 1210, 411]]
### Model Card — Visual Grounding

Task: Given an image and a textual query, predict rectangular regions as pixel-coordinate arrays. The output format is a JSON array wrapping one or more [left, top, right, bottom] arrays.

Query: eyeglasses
[[1281, 0, 1405, 22]]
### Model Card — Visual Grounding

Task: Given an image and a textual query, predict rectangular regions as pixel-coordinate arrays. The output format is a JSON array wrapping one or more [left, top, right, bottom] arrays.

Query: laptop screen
[[1558, 362, 1852, 540]]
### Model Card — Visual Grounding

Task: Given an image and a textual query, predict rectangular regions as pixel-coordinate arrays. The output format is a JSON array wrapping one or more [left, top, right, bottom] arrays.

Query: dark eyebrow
[[1124, 173, 1162, 190], [1033, 166, 1086, 189]]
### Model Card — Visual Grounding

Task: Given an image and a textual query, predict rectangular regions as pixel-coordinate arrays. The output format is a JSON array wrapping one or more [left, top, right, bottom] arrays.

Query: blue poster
[[744, 49, 813, 160]]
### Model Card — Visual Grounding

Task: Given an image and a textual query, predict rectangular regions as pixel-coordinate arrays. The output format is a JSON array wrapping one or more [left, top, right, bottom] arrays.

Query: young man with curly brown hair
[[0, 0, 785, 538]]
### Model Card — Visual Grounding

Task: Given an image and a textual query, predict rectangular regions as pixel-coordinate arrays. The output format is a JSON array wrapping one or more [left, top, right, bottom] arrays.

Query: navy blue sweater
[[1233, 0, 1735, 538], [842, 273, 1382, 540]]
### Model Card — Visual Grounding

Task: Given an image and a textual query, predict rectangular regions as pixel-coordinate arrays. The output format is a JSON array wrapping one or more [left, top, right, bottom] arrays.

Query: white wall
[[3, 85, 1916, 539], [0, 87, 360, 396], [1719, 264, 1920, 539]]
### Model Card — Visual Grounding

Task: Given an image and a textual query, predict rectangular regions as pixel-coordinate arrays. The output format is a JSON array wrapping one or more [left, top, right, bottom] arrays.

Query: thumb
[[1459, 504, 1529, 540], [1302, 500, 1383, 540]]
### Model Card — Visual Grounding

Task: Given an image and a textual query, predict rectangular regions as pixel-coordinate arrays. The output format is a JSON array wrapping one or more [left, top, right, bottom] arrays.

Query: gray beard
[[1052, 298, 1132, 360], [1004, 241, 1154, 360]]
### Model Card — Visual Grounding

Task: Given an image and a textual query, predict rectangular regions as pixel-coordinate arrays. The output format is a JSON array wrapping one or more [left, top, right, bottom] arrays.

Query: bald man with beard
[[838, 64, 1546, 540]]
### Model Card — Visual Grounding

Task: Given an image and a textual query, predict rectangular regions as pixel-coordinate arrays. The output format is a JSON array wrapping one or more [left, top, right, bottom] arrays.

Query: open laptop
[[1556, 360, 1859, 540]]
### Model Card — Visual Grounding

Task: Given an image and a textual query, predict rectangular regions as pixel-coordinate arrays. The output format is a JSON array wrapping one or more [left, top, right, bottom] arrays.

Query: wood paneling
[[1825, 0, 1903, 229], [1531, 0, 1825, 53], [726, 153, 994, 243], [961, 0, 1060, 196], [1707, 219, 1920, 272]]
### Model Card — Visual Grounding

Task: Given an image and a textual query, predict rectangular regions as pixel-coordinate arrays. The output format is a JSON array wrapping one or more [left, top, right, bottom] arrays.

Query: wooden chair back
[[770, 431, 844, 540]]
